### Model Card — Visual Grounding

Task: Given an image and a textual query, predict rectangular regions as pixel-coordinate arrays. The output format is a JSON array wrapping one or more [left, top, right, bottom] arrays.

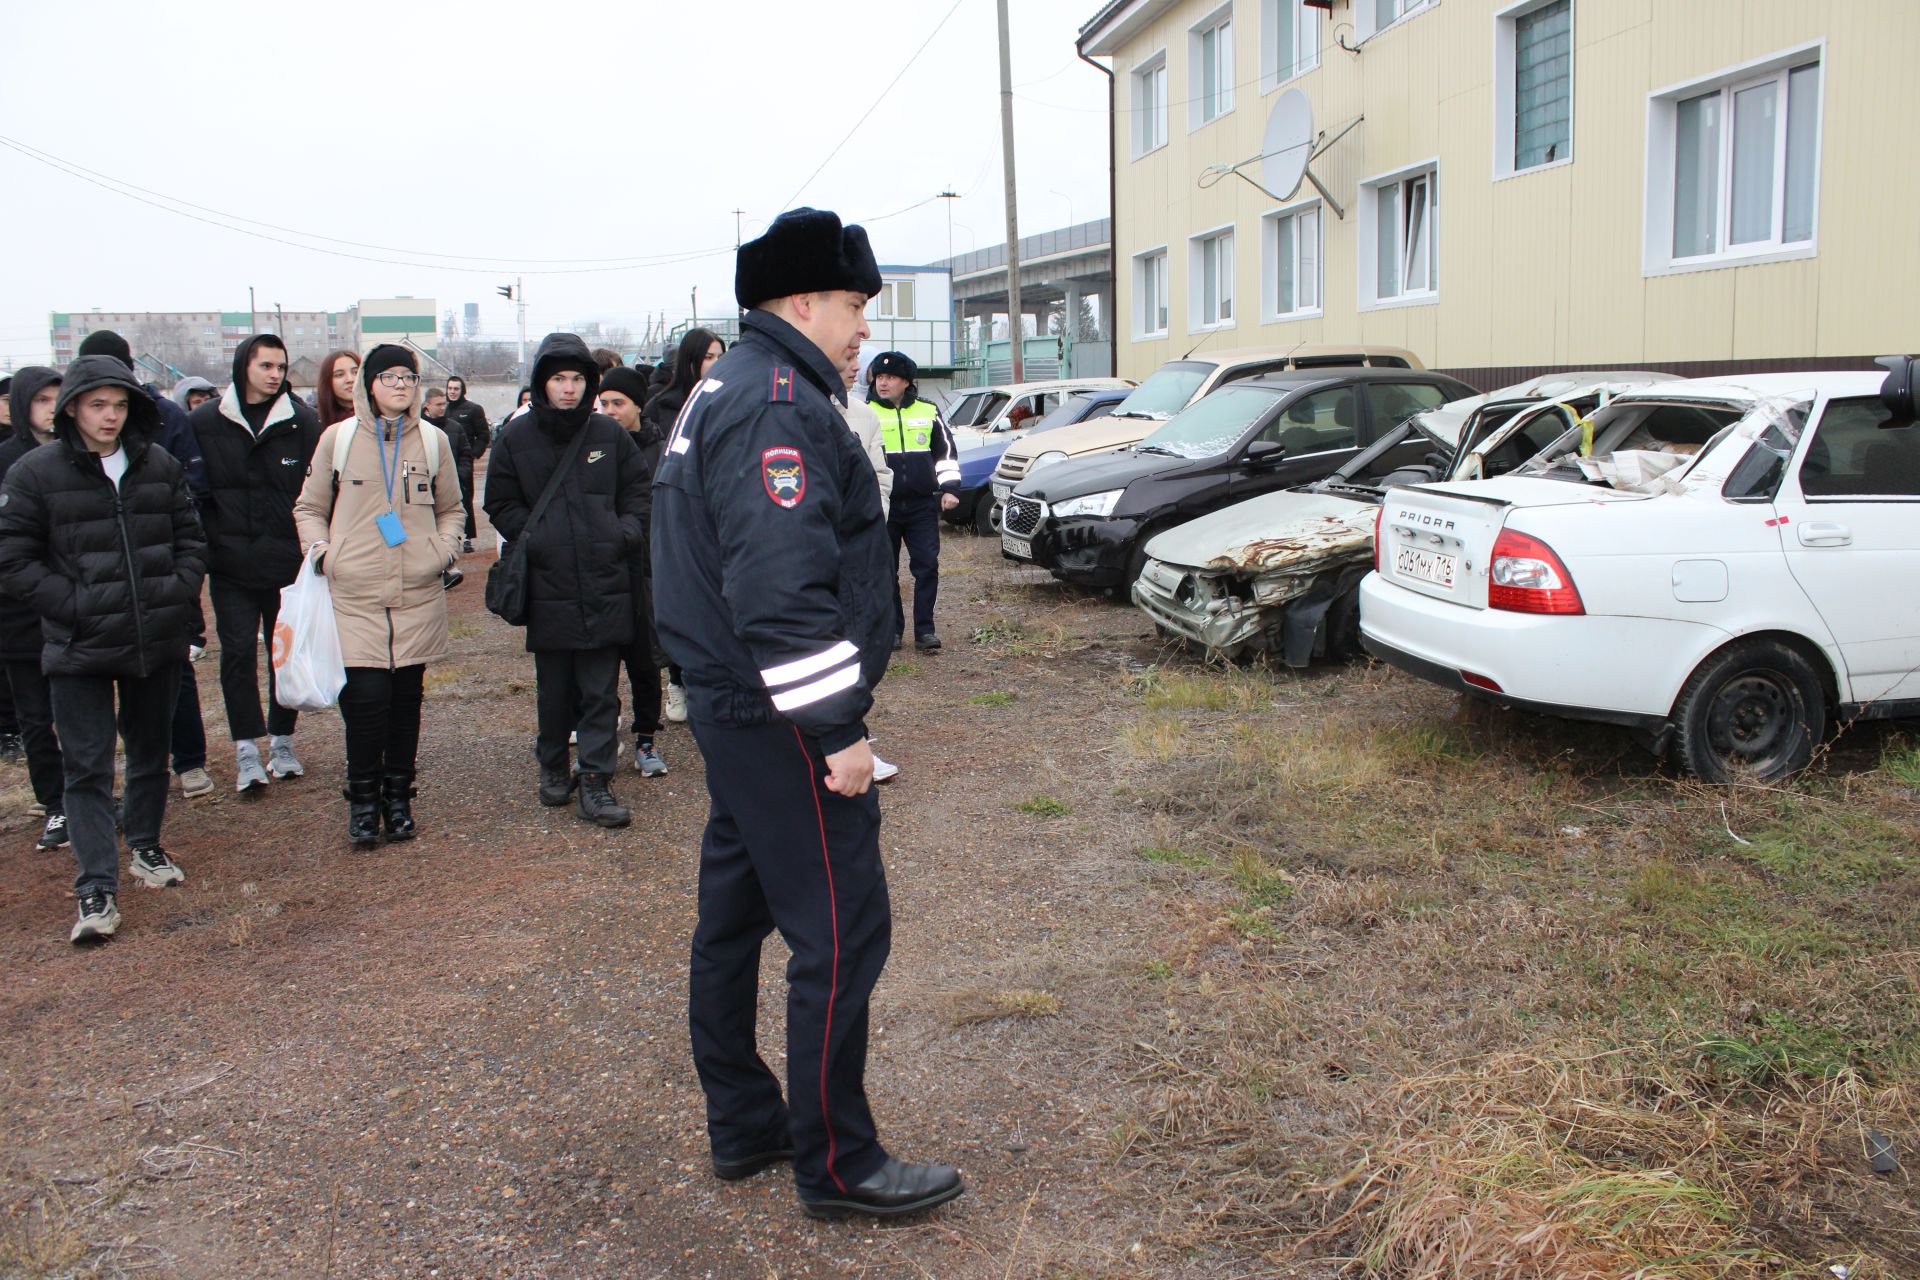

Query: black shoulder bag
[[485, 426, 590, 625]]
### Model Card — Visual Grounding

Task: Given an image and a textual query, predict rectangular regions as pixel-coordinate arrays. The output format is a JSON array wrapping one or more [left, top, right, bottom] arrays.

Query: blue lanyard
[[376, 419, 405, 509]]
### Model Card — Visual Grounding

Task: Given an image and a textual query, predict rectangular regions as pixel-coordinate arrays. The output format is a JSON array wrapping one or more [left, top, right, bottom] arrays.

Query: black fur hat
[[735, 207, 883, 309]]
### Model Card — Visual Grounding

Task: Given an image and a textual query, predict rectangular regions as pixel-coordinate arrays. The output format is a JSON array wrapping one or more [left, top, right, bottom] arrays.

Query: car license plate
[[1002, 532, 1033, 560], [992, 481, 1011, 503], [1395, 546, 1457, 588]]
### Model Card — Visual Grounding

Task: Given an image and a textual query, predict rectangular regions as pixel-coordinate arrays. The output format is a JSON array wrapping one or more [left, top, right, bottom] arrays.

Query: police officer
[[866, 351, 960, 650], [653, 207, 965, 1220]]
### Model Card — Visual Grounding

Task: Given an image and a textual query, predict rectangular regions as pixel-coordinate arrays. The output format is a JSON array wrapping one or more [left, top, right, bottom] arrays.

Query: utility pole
[[274, 303, 285, 336], [939, 189, 960, 367], [691, 286, 699, 330], [515, 274, 527, 372], [731, 209, 745, 248], [996, 0, 1024, 382], [248, 286, 257, 335]]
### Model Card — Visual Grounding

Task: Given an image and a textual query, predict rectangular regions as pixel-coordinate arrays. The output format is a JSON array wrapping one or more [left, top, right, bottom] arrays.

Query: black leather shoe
[[538, 767, 576, 807], [914, 632, 942, 651], [799, 1157, 965, 1219], [712, 1141, 796, 1182]]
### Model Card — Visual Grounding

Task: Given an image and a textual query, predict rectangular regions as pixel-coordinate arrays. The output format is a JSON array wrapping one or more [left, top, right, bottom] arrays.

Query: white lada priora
[[1359, 365, 1920, 781]]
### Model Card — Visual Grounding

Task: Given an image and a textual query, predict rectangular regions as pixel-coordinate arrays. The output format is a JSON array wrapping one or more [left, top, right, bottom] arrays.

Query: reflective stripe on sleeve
[[770, 661, 862, 711], [934, 461, 961, 482], [761, 640, 861, 689]]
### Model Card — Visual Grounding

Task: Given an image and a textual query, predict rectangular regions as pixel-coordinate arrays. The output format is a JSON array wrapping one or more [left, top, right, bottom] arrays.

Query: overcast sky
[[0, 0, 1111, 370]]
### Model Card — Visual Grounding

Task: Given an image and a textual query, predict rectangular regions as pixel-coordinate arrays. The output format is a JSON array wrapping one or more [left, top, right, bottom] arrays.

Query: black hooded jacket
[[187, 335, 323, 591], [444, 389, 491, 457], [0, 368, 62, 662], [0, 357, 208, 677], [483, 333, 650, 652]]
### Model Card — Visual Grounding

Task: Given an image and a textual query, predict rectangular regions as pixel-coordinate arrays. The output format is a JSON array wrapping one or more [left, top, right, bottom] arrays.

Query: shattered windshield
[[1137, 385, 1282, 460], [1112, 362, 1211, 419], [1514, 398, 1754, 488]]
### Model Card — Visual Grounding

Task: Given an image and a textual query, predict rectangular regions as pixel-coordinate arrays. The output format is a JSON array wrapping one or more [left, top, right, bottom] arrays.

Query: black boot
[[381, 771, 417, 842], [344, 776, 380, 848], [575, 772, 631, 829]]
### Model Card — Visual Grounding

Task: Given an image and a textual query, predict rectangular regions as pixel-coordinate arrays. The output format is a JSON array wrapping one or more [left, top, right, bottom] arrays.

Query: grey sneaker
[[71, 891, 120, 943], [129, 846, 185, 889], [36, 812, 69, 849], [635, 745, 668, 777], [235, 741, 270, 793], [178, 767, 215, 799], [267, 736, 304, 779], [28, 799, 46, 818]]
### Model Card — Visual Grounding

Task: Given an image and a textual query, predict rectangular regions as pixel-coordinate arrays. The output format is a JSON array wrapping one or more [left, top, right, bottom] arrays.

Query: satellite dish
[[1261, 89, 1314, 200]]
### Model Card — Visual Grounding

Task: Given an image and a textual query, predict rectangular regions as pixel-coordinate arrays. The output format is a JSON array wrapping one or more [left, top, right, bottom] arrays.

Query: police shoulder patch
[[761, 446, 806, 508], [768, 367, 797, 404]]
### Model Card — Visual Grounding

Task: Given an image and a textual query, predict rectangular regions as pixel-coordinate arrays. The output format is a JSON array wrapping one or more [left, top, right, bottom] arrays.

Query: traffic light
[[497, 284, 515, 301]]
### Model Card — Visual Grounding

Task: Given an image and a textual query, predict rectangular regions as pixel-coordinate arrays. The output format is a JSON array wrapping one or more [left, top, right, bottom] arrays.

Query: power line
[[780, 0, 970, 211]]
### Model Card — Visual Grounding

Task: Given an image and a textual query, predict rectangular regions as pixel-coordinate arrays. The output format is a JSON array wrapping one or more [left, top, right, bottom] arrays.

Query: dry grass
[[944, 988, 1063, 1028], [1100, 657, 1920, 1274]]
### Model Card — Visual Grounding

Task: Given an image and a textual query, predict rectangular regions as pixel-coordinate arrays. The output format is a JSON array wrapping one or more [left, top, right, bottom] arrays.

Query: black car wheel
[[972, 493, 998, 537], [1670, 638, 1826, 782]]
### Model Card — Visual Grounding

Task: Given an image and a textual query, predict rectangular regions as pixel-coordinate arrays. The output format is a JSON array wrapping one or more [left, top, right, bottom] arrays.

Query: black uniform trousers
[[208, 577, 298, 741], [886, 495, 941, 640], [687, 717, 891, 1198]]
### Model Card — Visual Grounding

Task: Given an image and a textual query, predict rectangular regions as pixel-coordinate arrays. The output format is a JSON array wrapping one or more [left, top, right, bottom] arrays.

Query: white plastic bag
[[272, 548, 347, 710]]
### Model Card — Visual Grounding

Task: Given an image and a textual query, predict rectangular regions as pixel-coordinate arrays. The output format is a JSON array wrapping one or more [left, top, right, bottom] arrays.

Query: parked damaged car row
[[987, 349, 1920, 783]]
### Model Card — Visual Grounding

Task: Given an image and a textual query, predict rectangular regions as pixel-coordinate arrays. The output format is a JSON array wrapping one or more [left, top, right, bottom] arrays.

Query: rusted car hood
[[1144, 491, 1380, 575]]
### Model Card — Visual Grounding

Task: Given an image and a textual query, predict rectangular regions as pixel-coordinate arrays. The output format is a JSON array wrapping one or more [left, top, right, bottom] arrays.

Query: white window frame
[[1643, 41, 1824, 277], [1259, 0, 1320, 93], [1133, 246, 1170, 340], [1188, 4, 1236, 131], [1260, 198, 1323, 323], [1358, 161, 1439, 311], [867, 280, 916, 319], [1357, 0, 1436, 43], [1493, 0, 1573, 181], [1187, 224, 1237, 331], [1131, 51, 1169, 159]]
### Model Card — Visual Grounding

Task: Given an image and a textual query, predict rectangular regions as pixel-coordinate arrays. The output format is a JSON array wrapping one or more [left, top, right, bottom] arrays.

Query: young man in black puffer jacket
[[0, 356, 208, 945]]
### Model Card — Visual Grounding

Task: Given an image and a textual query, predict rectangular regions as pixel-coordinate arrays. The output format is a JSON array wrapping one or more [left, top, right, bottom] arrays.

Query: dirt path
[[0, 530, 1233, 1279]]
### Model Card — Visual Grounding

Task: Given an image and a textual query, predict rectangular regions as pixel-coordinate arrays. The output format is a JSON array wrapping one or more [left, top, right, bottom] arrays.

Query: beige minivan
[[991, 345, 1424, 502]]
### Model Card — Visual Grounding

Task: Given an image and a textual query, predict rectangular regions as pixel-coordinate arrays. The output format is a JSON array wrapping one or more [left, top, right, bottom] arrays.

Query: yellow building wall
[[1106, 0, 1920, 380]]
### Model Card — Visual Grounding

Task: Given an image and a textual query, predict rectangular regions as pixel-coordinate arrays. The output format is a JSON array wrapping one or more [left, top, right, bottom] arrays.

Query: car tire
[[1112, 539, 1153, 603], [972, 494, 998, 537], [1670, 638, 1826, 783]]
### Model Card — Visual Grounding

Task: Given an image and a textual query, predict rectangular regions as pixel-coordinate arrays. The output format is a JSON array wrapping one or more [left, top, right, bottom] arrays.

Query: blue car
[[945, 388, 1131, 535]]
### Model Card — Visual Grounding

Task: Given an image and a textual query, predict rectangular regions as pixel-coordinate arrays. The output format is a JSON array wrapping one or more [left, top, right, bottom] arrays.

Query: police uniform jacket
[[652, 309, 892, 756], [868, 394, 960, 501]]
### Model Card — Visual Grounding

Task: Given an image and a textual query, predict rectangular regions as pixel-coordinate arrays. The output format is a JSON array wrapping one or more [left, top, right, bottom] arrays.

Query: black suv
[[1000, 368, 1474, 591]]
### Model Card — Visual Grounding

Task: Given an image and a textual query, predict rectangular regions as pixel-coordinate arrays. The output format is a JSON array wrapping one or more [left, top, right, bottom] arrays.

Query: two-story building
[[1078, 0, 1918, 387]]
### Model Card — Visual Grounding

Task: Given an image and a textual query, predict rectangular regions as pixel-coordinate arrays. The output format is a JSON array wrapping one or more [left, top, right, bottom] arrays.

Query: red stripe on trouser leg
[[794, 725, 848, 1194]]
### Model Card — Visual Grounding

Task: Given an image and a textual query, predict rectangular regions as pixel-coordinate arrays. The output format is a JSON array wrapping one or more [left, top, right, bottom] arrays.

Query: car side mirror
[[1242, 440, 1286, 467], [1878, 355, 1917, 420]]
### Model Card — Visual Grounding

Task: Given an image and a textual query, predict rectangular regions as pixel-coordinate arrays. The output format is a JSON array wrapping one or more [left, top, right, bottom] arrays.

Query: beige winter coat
[[839, 398, 893, 518], [293, 378, 465, 669]]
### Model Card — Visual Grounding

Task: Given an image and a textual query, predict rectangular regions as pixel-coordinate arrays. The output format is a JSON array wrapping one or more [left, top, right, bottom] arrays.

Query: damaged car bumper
[[1000, 495, 1139, 588]]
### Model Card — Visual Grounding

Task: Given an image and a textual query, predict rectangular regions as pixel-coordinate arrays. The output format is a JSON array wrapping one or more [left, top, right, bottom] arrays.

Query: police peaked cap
[[867, 350, 916, 383], [735, 207, 883, 309]]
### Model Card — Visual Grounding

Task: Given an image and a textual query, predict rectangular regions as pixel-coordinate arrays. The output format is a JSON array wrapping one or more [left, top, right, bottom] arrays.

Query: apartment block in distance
[[1078, 0, 1920, 386], [51, 309, 344, 375]]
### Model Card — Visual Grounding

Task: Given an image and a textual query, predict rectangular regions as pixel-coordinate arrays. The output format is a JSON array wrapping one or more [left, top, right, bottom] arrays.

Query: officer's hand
[[940, 493, 960, 512], [824, 739, 874, 797]]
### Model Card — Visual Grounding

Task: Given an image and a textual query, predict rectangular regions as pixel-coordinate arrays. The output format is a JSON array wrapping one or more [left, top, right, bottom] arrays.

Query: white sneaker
[[871, 753, 900, 784], [665, 682, 688, 724], [129, 846, 186, 889], [235, 741, 270, 792], [71, 891, 120, 943], [267, 736, 304, 779]]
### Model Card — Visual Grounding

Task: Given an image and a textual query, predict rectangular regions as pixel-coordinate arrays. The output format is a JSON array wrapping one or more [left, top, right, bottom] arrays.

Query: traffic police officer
[[866, 351, 960, 650], [652, 207, 965, 1220]]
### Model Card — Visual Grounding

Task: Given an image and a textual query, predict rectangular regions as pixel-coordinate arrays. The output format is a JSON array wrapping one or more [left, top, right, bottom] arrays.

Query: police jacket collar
[[739, 310, 847, 407]]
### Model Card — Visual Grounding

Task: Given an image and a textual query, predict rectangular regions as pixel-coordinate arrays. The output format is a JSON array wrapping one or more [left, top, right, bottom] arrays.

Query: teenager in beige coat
[[293, 345, 464, 848]]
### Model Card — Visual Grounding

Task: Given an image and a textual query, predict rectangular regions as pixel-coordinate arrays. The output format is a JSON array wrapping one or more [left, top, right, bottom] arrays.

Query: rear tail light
[[1488, 528, 1584, 614], [1460, 670, 1504, 692], [1373, 505, 1387, 572]]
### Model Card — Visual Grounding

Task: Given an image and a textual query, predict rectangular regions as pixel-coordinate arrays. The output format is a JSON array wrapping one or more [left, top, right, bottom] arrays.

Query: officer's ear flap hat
[[868, 351, 917, 383], [735, 207, 883, 310]]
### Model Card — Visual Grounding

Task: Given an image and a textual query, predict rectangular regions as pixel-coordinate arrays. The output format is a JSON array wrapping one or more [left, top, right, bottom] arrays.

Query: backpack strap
[[332, 420, 447, 485]]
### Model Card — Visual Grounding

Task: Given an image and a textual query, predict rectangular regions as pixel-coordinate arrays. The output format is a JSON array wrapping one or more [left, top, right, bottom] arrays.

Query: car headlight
[[1028, 450, 1070, 474], [1050, 489, 1125, 519]]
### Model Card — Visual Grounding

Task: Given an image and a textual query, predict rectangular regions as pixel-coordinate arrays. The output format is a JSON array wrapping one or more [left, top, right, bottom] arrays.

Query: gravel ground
[[0, 526, 1226, 1279]]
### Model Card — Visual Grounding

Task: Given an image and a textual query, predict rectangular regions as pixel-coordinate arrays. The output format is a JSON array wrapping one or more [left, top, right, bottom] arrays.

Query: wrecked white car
[[1361, 364, 1920, 782], [1131, 374, 1675, 665]]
